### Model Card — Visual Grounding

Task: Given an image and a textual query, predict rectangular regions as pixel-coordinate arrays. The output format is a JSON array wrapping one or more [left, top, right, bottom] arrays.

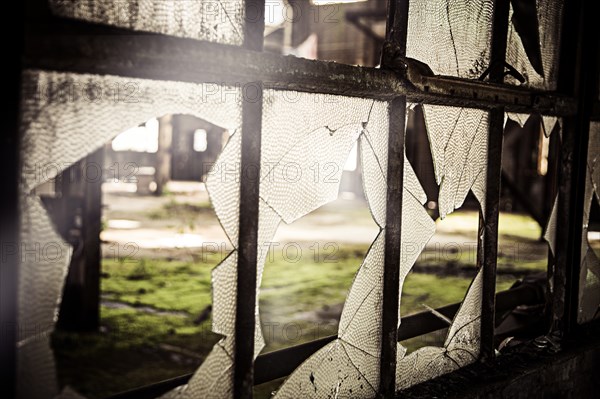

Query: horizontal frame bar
[[23, 17, 576, 116]]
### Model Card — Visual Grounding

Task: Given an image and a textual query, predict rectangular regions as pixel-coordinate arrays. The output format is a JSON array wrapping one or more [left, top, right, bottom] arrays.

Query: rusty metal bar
[[552, 0, 599, 335], [234, 2, 265, 398], [0, 3, 24, 398], [544, 129, 560, 321], [378, 1, 410, 396], [379, 95, 406, 397], [22, 15, 576, 116], [478, 0, 510, 363]]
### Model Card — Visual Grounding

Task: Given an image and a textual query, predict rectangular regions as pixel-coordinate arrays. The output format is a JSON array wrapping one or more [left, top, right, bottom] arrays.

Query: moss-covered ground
[[53, 200, 547, 398]]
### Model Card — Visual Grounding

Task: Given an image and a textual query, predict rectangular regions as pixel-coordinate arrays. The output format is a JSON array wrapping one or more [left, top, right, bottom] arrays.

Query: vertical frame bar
[[0, 2, 24, 398], [478, 0, 510, 362], [552, 0, 599, 335], [379, 1, 409, 397], [544, 129, 560, 319], [234, 1, 265, 398]]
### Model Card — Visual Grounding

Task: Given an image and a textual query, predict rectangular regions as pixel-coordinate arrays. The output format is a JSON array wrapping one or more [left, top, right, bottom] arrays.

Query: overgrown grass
[[102, 257, 217, 316], [53, 307, 219, 398], [413, 211, 548, 273], [147, 199, 214, 221]]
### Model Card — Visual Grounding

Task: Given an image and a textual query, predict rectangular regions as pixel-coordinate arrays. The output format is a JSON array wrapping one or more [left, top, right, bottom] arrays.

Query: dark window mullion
[[552, 0, 599, 335], [1, 2, 24, 397], [478, 0, 510, 363], [234, 1, 265, 398], [379, 1, 410, 396]]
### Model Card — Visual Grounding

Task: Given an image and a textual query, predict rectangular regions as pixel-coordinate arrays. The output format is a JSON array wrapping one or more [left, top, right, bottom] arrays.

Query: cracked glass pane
[[262, 93, 392, 397], [396, 270, 483, 390], [506, 0, 563, 90], [274, 232, 385, 398], [394, 102, 490, 391], [18, 70, 241, 399], [421, 105, 489, 218], [184, 91, 391, 398], [260, 90, 382, 224], [579, 122, 600, 322], [272, 96, 436, 397], [48, 0, 244, 45], [167, 198, 281, 399], [359, 102, 391, 228], [406, 0, 494, 79]]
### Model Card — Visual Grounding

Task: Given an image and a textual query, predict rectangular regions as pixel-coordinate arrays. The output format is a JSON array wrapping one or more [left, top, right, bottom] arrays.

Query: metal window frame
[[3, 0, 598, 398]]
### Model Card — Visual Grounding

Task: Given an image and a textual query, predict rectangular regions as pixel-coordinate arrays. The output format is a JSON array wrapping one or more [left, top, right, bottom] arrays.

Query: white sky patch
[[111, 118, 159, 153]]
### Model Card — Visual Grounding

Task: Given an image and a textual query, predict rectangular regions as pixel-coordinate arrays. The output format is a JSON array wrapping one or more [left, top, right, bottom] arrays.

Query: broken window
[[272, 99, 436, 396], [18, 70, 242, 399], [8, 0, 598, 398]]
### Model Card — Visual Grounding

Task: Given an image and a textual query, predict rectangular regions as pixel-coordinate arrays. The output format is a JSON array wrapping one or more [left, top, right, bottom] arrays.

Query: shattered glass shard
[[21, 70, 242, 193], [359, 102, 392, 228], [273, 233, 386, 398], [544, 196, 559, 257], [506, 0, 563, 89], [542, 116, 559, 137], [170, 338, 235, 399], [506, 112, 530, 128], [211, 252, 238, 338], [406, 0, 494, 79], [260, 91, 384, 224], [274, 339, 378, 398], [48, 0, 245, 45], [396, 270, 483, 390], [510, 0, 544, 76], [206, 131, 242, 247], [422, 105, 489, 218]]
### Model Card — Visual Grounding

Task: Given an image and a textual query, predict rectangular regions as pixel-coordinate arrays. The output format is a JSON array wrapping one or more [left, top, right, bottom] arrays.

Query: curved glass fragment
[[421, 105, 489, 218]]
